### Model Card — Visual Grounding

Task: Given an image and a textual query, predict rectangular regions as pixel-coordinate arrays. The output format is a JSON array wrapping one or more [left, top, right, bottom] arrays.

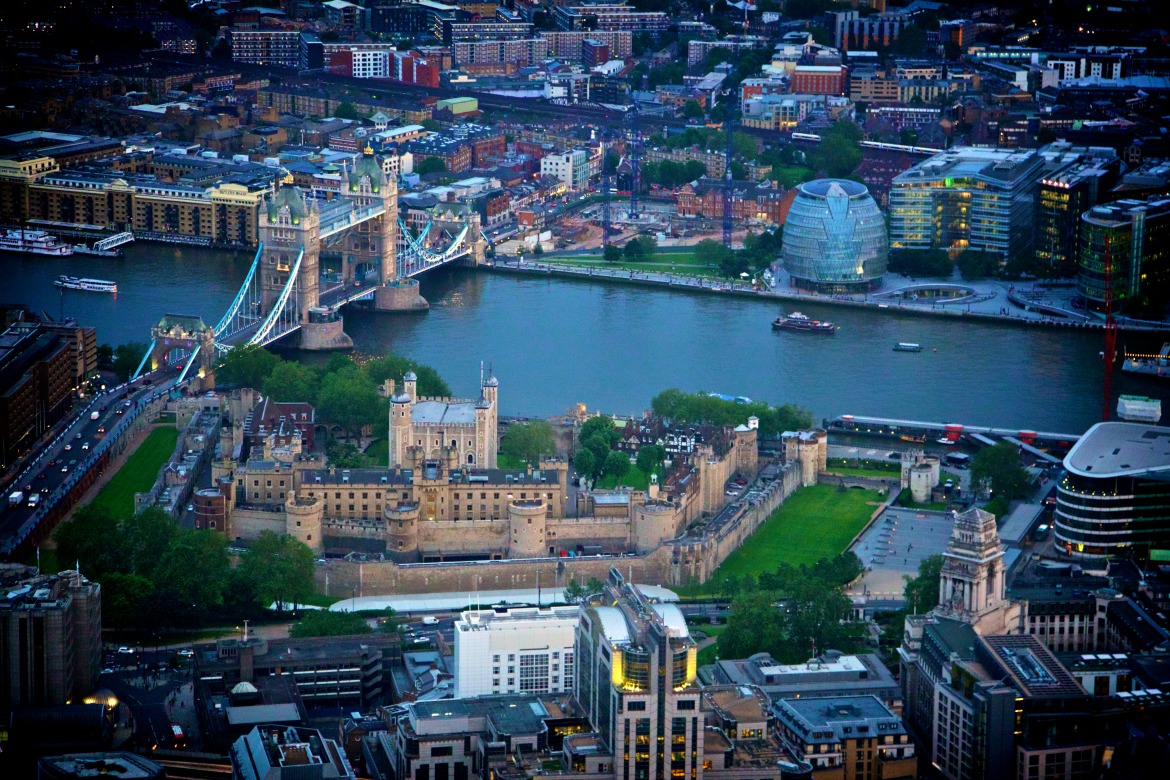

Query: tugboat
[[54, 275, 117, 293], [772, 311, 836, 334]]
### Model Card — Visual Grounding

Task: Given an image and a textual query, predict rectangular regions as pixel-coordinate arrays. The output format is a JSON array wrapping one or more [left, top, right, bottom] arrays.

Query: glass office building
[[1078, 196, 1170, 314], [1055, 422, 1170, 560], [781, 179, 888, 293], [888, 147, 1046, 261]]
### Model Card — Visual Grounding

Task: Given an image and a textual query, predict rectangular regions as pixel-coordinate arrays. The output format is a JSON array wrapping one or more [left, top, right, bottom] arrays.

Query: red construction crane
[[1102, 237, 1116, 422]]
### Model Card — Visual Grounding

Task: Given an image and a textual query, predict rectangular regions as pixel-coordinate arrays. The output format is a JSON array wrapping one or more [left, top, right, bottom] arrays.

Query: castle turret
[[285, 493, 324, 553], [481, 372, 499, 467], [508, 500, 548, 558], [403, 371, 417, 401], [385, 502, 421, 562], [389, 391, 412, 468]]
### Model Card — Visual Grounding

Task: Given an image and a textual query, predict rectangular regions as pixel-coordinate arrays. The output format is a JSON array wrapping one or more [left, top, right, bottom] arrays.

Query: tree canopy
[[416, 156, 448, 176], [500, 421, 557, 466], [651, 389, 813, 437], [291, 610, 374, 638], [237, 531, 317, 612], [972, 442, 1031, 501], [903, 554, 943, 614], [888, 249, 954, 278]]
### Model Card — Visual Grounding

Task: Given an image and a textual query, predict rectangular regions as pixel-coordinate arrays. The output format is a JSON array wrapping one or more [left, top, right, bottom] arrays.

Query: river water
[[6, 244, 1167, 435]]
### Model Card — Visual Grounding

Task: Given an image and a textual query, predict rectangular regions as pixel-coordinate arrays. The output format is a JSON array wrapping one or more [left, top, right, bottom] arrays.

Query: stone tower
[[385, 502, 420, 562], [508, 500, 548, 558], [285, 493, 324, 553], [346, 144, 398, 289], [403, 370, 417, 402], [478, 372, 499, 468], [261, 178, 321, 321], [388, 391, 412, 468], [936, 507, 1018, 634]]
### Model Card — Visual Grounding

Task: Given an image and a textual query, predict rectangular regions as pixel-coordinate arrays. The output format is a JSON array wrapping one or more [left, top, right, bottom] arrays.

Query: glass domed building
[[780, 179, 888, 292]]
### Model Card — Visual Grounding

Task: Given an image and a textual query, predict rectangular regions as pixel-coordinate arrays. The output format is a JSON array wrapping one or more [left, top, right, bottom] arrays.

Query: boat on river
[[772, 311, 836, 334], [54, 275, 117, 293], [1122, 343, 1169, 378], [0, 228, 74, 256], [894, 343, 923, 352]]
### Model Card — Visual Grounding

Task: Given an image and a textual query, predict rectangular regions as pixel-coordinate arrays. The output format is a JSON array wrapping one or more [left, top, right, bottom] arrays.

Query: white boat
[[54, 275, 117, 293], [0, 228, 74, 256], [1122, 343, 1169, 378]]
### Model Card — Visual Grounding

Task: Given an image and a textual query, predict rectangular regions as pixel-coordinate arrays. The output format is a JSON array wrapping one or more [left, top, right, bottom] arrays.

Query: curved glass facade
[[1054, 471, 1170, 558], [781, 179, 888, 292]]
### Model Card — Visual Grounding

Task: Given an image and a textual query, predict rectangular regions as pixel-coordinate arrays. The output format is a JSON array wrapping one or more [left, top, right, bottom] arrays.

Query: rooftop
[[1064, 422, 1170, 479], [774, 695, 905, 743], [981, 635, 1086, 698]]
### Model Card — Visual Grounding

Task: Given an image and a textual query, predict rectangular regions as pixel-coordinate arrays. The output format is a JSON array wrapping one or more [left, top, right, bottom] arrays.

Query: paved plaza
[[850, 507, 957, 602]]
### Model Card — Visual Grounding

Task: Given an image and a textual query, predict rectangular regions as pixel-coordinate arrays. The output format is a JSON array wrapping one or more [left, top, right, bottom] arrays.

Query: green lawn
[[595, 465, 663, 491], [91, 427, 180, 519], [364, 437, 389, 467], [712, 484, 882, 582], [497, 453, 527, 470], [300, 593, 343, 608], [823, 467, 901, 479]]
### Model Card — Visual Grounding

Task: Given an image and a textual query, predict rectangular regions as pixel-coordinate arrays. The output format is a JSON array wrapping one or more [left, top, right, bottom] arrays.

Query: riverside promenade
[[489, 258, 1170, 334]]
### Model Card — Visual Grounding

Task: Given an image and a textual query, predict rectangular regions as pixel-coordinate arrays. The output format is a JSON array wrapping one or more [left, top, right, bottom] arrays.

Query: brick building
[[676, 178, 789, 225], [790, 65, 849, 96]]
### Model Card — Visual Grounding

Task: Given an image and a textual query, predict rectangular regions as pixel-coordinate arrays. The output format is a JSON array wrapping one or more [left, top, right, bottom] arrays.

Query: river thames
[[6, 244, 1168, 434]]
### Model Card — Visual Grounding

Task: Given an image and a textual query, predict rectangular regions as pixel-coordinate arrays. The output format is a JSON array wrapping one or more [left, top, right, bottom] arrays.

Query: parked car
[[117, 646, 133, 654]]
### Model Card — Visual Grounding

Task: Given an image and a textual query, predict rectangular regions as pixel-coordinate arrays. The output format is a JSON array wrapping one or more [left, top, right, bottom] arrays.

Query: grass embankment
[[595, 465, 664, 491], [712, 484, 882, 580], [692, 621, 730, 667], [91, 427, 181, 519], [530, 251, 729, 280]]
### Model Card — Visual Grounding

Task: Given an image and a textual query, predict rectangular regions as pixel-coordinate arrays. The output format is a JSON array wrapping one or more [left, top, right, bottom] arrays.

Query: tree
[[364, 354, 451, 398], [604, 244, 623, 263], [217, 344, 281, 390], [210, 37, 231, 60], [263, 361, 320, 404], [112, 342, 149, 381], [604, 149, 620, 173], [888, 249, 954, 278], [604, 450, 631, 481], [55, 504, 121, 581], [119, 507, 176, 579], [318, 365, 385, 438], [650, 389, 813, 437], [813, 133, 862, 179], [291, 611, 373, 638], [972, 442, 1031, 501], [624, 237, 645, 261], [636, 444, 666, 476], [563, 578, 587, 604], [682, 99, 704, 120], [333, 101, 360, 120], [421, 118, 441, 132], [416, 156, 448, 176], [500, 421, 556, 466], [96, 344, 114, 369], [718, 590, 786, 659], [238, 531, 317, 612], [902, 555, 943, 614], [154, 530, 231, 626], [694, 238, 732, 269], [956, 250, 1001, 280], [572, 447, 598, 482]]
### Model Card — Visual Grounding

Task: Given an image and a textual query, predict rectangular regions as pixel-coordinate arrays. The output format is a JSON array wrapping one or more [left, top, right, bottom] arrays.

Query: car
[[61, 466, 69, 473], [115, 409, 124, 415], [40, 487, 49, 494], [117, 646, 133, 654], [101, 667, 115, 674], [99, 406, 106, 412], [177, 649, 195, 658], [75, 432, 82, 439], [81, 442, 90, 450], [97, 426, 106, 433], [38, 472, 47, 479], [411, 637, 431, 645], [63, 444, 72, 451], [47, 460, 56, 467], [23, 483, 31, 492]]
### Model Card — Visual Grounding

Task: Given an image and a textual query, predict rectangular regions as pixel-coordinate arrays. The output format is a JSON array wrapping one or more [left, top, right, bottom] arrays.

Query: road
[[0, 363, 180, 555]]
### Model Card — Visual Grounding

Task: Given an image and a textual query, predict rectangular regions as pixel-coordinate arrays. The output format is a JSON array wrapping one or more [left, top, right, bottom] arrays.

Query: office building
[[444, 20, 534, 44], [888, 146, 1047, 260], [541, 150, 590, 192], [1077, 196, 1170, 314], [1035, 145, 1120, 274], [453, 605, 580, 698], [790, 65, 849, 96], [38, 753, 166, 779], [0, 323, 77, 468], [710, 651, 902, 711], [0, 564, 102, 721], [575, 569, 701, 780], [1054, 421, 1170, 560], [781, 179, 888, 293], [231, 725, 355, 780], [773, 695, 916, 779], [230, 30, 302, 67]]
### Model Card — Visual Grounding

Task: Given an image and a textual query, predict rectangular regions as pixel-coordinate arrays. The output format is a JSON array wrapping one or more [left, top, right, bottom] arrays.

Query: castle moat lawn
[[91, 427, 180, 519], [711, 484, 882, 582]]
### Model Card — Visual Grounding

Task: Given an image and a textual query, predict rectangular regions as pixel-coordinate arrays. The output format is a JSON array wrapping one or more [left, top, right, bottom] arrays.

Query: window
[[627, 701, 646, 712]]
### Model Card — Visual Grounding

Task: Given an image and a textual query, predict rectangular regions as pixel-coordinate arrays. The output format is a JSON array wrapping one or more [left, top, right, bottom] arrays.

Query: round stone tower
[[507, 500, 548, 559], [385, 502, 421, 562], [285, 493, 324, 553], [389, 391, 412, 468], [403, 371, 417, 401]]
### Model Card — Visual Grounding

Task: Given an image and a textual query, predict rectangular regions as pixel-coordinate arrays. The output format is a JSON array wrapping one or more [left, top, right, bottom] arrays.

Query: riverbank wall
[[486, 261, 1170, 334]]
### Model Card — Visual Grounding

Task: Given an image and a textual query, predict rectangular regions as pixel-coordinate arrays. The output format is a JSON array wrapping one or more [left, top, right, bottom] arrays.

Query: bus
[[170, 723, 187, 749], [944, 452, 971, 469]]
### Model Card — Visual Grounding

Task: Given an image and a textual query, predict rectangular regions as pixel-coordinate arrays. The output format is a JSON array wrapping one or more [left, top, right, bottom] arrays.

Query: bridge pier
[[374, 279, 429, 312], [299, 310, 354, 351]]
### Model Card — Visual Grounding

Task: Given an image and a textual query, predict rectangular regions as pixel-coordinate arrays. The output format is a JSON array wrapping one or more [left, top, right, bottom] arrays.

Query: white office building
[[540, 149, 590, 191], [453, 605, 580, 698]]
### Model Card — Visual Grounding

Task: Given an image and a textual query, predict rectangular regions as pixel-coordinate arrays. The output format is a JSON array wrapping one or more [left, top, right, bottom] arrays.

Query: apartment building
[[453, 606, 580, 698]]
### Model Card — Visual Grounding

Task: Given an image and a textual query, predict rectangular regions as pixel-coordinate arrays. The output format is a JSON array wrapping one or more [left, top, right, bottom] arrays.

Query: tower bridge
[[132, 147, 485, 384]]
